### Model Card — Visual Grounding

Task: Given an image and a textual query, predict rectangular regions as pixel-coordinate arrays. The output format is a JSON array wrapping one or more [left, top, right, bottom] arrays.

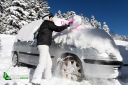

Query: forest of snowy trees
[[0, 0, 128, 41], [0, 0, 50, 34]]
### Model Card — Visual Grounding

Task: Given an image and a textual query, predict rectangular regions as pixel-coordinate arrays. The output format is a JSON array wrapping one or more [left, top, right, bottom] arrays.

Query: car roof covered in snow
[[16, 19, 43, 41]]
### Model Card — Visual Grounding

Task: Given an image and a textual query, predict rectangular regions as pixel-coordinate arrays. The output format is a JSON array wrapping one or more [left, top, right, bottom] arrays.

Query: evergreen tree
[[91, 15, 95, 27], [79, 14, 91, 26], [56, 10, 63, 19], [90, 15, 99, 28], [0, 0, 4, 33], [63, 13, 68, 19], [84, 17, 90, 25], [55, 11, 76, 20], [0, 0, 4, 13], [97, 22, 101, 29], [64, 11, 76, 20], [0, 0, 50, 34], [103, 22, 110, 35]]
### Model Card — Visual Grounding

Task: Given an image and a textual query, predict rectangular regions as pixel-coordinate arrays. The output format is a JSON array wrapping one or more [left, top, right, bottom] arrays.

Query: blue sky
[[47, 0, 128, 35]]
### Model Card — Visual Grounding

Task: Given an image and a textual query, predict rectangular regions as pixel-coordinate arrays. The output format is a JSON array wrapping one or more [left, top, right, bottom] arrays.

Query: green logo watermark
[[3, 72, 11, 80], [3, 72, 28, 80]]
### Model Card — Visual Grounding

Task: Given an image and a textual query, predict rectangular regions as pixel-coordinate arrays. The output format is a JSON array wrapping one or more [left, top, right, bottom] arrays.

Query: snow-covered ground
[[0, 34, 128, 85], [0, 16, 128, 85]]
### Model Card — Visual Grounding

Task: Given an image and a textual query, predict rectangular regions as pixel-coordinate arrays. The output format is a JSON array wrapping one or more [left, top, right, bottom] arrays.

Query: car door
[[18, 39, 30, 64], [27, 39, 39, 65], [18, 38, 38, 65]]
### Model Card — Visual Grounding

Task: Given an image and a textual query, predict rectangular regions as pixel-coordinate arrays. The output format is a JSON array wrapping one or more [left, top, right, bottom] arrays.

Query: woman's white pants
[[32, 45, 52, 83]]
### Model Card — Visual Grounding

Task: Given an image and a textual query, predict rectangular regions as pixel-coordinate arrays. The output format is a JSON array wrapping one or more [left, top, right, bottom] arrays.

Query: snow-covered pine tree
[[80, 14, 85, 24], [62, 13, 68, 19], [103, 22, 110, 35], [0, 13, 4, 34], [55, 11, 76, 20], [84, 17, 90, 25], [117, 34, 122, 40], [0, 0, 4, 33], [94, 21, 101, 29], [56, 10, 63, 19], [91, 15, 95, 27], [85, 17, 89, 22], [121, 35, 128, 41], [80, 14, 85, 23], [0, 0, 50, 34], [90, 15, 100, 28], [79, 14, 91, 26], [112, 33, 128, 41], [63, 11, 76, 20], [0, 0, 4, 13], [97, 22, 101, 29]]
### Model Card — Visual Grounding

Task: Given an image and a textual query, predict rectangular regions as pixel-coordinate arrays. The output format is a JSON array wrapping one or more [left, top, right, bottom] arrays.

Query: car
[[12, 16, 122, 81]]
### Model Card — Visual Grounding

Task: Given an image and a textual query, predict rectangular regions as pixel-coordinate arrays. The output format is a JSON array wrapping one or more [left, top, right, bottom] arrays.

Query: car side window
[[34, 32, 38, 39]]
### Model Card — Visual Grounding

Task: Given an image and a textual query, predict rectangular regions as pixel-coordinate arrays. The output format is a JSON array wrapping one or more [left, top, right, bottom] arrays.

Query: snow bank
[[0, 34, 16, 57], [115, 40, 128, 46], [0, 34, 30, 84]]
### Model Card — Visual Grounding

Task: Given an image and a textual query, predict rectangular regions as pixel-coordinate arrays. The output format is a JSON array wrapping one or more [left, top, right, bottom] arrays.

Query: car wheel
[[57, 55, 83, 81], [12, 53, 19, 67]]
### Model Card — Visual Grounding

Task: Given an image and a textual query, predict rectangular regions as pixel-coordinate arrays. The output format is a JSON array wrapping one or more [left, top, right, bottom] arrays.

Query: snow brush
[[68, 19, 81, 30], [67, 19, 81, 30]]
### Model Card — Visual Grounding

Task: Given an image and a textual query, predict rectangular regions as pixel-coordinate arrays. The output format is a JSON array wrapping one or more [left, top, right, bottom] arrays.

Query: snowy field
[[0, 34, 128, 85]]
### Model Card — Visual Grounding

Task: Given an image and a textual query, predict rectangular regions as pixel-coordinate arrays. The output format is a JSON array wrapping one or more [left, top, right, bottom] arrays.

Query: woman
[[31, 13, 70, 85]]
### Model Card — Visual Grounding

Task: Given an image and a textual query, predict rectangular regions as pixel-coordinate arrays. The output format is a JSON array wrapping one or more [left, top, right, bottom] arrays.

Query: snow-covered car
[[12, 16, 123, 81]]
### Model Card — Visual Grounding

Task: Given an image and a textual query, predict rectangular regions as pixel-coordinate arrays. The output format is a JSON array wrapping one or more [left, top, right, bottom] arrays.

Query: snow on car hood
[[53, 15, 122, 61]]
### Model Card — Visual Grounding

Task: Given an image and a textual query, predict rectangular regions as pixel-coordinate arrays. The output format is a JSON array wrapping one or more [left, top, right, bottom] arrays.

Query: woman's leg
[[44, 51, 52, 79], [31, 45, 49, 84]]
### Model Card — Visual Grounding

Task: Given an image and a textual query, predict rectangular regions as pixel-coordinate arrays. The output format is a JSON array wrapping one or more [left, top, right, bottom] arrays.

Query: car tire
[[12, 53, 20, 67], [57, 54, 83, 81]]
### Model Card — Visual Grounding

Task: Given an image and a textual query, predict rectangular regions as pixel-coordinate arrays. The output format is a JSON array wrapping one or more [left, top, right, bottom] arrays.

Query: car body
[[12, 17, 122, 80]]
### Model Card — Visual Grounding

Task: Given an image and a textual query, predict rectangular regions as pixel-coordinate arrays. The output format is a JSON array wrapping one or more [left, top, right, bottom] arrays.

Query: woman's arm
[[48, 21, 70, 32]]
